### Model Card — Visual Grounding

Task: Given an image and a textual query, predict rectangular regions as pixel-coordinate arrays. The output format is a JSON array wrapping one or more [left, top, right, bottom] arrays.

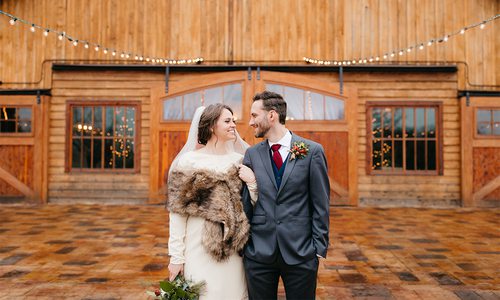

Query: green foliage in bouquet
[[146, 275, 206, 300]]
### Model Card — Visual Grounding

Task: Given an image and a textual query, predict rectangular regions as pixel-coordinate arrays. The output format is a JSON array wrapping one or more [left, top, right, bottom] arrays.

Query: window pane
[[383, 109, 392, 138], [115, 138, 125, 169], [224, 84, 242, 121], [284, 86, 304, 120], [394, 140, 403, 171], [372, 108, 382, 138], [93, 107, 103, 136], [115, 107, 125, 137], [428, 141, 436, 170], [105, 107, 114, 137], [73, 107, 82, 136], [382, 141, 392, 170], [405, 108, 414, 138], [2, 107, 16, 120], [416, 141, 426, 170], [204, 87, 222, 107], [0, 121, 16, 132], [183, 92, 202, 120], [494, 123, 500, 136], [372, 140, 381, 170], [416, 108, 425, 138], [17, 121, 31, 133], [104, 139, 114, 168], [93, 139, 102, 168], [125, 107, 135, 137], [82, 139, 92, 168], [163, 97, 182, 120], [83, 107, 93, 137], [308, 92, 324, 120], [125, 139, 134, 168], [477, 109, 491, 122], [494, 110, 500, 122], [72, 139, 81, 168], [325, 96, 344, 120], [267, 84, 284, 95], [427, 108, 436, 138], [477, 122, 492, 135], [406, 141, 415, 170], [394, 108, 403, 138], [18, 108, 32, 120]]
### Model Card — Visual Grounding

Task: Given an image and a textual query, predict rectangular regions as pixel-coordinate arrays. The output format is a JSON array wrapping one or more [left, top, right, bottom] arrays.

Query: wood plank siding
[[0, 0, 498, 89]]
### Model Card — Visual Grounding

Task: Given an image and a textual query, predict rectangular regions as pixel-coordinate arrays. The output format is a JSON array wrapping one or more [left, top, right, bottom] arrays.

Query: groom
[[241, 91, 330, 300]]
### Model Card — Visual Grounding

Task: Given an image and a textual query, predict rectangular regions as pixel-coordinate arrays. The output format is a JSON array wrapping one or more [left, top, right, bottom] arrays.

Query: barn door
[[150, 71, 358, 206], [0, 95, 47, 203], [461, 97, 500, 207]]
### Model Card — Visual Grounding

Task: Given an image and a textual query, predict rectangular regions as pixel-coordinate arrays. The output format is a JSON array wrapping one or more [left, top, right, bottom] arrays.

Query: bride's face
[[212, 108, 236, 142]]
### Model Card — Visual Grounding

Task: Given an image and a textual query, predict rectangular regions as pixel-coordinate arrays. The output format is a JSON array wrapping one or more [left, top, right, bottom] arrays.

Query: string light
[[0, 10, 204, 65], [304, 14, 499, 65]]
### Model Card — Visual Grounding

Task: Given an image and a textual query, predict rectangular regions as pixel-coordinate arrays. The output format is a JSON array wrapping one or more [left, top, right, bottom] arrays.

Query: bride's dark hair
[[198, 103, 233, 145]]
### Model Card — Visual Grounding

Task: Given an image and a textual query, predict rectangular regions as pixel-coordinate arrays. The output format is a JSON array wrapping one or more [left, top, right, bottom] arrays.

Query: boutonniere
[[289, 141, 309, 161]]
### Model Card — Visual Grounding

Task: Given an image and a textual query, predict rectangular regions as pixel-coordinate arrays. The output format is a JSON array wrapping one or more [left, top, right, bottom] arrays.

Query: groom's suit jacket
[[242, 133, 330, 265]]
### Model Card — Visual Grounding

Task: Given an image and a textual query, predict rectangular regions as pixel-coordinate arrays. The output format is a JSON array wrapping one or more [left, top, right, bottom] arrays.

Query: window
[[367, 103, 441, 174], [0, 106, 32, 134], [267, 84, 344, 120], [163, 83, 243, 121], [476, 109, 500, 136], [69, 103, 139, 172]]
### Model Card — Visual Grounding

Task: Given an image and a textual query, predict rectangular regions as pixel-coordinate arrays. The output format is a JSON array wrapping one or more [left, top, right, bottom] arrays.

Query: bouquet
[[146, 275, 206, 300]]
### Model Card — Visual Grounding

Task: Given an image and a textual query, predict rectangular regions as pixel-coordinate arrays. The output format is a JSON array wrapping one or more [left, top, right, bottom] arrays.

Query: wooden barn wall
[[0, 0, 498, 89], [305, 72, 462, 206], [48, 71, 162, 203]]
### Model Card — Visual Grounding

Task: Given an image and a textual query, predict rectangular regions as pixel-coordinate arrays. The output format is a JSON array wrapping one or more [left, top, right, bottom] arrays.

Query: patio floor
[[0, 205, 498, 299]]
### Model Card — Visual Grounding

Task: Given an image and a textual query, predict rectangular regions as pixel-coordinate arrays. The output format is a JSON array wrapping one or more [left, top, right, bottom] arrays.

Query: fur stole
[[167, 165, 249, 262]]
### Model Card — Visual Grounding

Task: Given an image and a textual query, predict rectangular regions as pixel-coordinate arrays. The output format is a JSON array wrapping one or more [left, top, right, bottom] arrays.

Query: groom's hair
[[253, 91, 287, 125], [198, 103, 233, 145]]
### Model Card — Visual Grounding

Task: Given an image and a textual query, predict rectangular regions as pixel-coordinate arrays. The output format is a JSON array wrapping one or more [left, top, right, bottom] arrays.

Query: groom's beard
[[254, 120, 271, 138]]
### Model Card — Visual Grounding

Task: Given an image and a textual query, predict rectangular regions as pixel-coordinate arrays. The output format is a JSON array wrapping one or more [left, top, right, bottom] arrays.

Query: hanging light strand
[[304, 14, 499, 66], [0, 10, 204, 65]]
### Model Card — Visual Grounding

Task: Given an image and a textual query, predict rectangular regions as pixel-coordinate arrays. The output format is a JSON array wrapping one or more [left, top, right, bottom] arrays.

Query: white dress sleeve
[[168, 212, 188, 264], [247, 181, 258, 206]]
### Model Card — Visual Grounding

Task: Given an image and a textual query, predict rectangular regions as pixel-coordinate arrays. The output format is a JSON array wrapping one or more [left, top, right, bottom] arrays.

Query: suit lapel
[[277, 134, 299, 196], [257, 141, 278, 191]]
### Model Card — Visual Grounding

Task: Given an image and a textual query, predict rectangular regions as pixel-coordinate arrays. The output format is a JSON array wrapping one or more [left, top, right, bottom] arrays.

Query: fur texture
[[168, 165, 249, 262]]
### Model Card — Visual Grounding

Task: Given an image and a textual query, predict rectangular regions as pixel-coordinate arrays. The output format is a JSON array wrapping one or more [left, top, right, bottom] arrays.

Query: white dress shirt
[[268, 130, 292, 163]]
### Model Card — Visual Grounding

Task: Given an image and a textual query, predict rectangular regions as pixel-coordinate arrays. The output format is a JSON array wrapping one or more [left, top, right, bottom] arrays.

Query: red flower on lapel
[[289, 141, 309, 161]]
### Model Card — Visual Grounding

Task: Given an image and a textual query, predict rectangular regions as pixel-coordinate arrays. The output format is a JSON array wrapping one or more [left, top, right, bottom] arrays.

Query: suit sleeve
[[309, 144, 330, 258], [241, 150, 255, 221]]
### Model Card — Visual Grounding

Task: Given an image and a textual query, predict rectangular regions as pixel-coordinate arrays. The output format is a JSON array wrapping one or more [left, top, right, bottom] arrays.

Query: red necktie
[[271, 144, 283, 170]]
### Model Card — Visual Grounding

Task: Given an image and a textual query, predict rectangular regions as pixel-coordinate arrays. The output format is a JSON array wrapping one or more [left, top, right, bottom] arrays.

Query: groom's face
[[249, 100, 271, 138]]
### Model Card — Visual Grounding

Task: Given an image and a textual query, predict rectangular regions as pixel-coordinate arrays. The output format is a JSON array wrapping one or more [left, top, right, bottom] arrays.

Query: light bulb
[[112, 50, 116, 56], [73, 40, 78, 46], [58, 33, 64, 40], [419, 44, 424, 50], [399, 50, 403, 56], [30, 24, 35, 32], [443, 35, 449, 42], [9, 18, 16, 25], [84, 43, 89, 49], [427, 40, 433, 46], [103, 48, 108, 54], [95, 45, 100, 51], [407, 47, 412, 52], [44, 30, 49, 37], [390, 52, 395, 57], [480, 23, 485, 29], [375, 56, 380, 61], [460, 28, 466, 34]]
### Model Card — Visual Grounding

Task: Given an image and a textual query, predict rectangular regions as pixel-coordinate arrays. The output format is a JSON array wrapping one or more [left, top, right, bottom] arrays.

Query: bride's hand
[[238, 164, 256, 184], [168, 263, 184, 281]]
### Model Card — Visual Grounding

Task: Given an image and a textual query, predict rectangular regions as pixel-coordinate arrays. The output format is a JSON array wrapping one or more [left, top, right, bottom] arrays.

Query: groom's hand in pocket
[[168, 263, 184, 281]]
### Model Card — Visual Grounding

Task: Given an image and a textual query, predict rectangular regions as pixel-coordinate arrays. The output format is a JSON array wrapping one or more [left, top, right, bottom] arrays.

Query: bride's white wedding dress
[[168, 151, 257, 300]]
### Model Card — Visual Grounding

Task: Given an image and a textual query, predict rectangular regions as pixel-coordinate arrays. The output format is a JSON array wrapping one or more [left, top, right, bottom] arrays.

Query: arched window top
[[163, 83, 243, 121], [267, 84, 345, 121]]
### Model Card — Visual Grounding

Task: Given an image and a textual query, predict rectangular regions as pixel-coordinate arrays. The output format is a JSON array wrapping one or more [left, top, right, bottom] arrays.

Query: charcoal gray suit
[[242, 132, 330, 300]]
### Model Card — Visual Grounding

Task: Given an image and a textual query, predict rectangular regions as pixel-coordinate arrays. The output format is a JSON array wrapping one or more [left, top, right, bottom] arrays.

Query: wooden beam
[[473, 175, 500, 203], [0, 165, 34, 198]]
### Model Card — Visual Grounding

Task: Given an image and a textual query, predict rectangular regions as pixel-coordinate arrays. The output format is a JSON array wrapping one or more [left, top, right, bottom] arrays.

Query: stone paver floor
[[0, 205, 499, 299]]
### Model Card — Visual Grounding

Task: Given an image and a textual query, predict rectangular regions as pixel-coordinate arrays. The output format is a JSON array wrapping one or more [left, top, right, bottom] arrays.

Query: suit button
[[277, 220, 282, 224]]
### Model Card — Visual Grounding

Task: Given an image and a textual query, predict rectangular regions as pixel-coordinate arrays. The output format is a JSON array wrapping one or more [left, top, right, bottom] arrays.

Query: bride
[[166, 104, 257, 300]]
